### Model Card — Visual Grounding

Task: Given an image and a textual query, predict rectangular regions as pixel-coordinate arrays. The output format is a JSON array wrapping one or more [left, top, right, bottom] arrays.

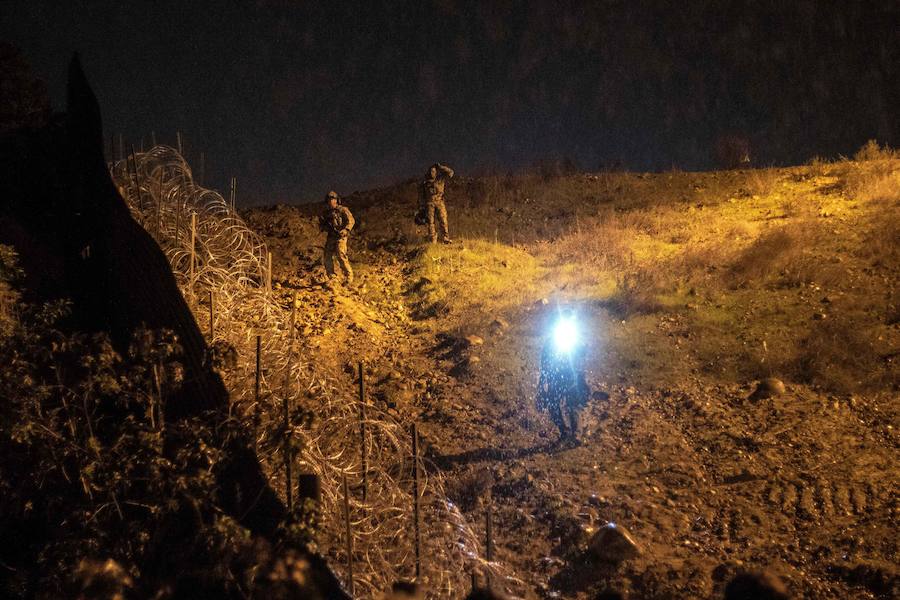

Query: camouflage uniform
[[537, 338, 589, 442], [318, 193, 355, 282], [419, 163, 454, 243]]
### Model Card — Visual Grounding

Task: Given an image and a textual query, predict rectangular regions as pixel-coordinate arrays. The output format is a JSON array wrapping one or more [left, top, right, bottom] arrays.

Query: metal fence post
[[359, 361, 368, 502], [412, 423, 422, 580]]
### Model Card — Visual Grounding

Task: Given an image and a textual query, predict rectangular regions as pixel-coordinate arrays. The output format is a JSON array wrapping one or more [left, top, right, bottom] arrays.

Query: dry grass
[[546, 215, 633, 271], [853, 139, 899, 162], [408, 239, 546, 322], [855, 204, 900, 267], [725, 221, 833, 289], [727, 227, 802, 288], [603, 270, 665, 319], [843, 161, 900, 204], [743, 168, 782, 197], [794, 316, 886, 394]]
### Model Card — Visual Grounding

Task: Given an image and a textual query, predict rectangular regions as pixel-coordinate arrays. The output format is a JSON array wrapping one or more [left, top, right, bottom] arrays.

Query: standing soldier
[[419, 163, 454, 244], [537, 311, 590, 444], [318, 190, 355, 285]]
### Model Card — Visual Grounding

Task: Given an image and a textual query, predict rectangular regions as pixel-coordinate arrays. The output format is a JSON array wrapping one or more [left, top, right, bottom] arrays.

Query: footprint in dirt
[[765, 479, 875, 521]]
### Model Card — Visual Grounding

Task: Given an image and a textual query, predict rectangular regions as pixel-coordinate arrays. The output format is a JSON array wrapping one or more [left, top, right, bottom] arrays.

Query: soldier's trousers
[[324, 236, 353, 281], [549, 399, 580, 439], [427, 199, 450, 243]]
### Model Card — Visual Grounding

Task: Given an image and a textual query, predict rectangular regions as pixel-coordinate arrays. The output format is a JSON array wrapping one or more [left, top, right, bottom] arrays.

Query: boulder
[[587, 522, 642, 563], [749, 378, 786, 400]]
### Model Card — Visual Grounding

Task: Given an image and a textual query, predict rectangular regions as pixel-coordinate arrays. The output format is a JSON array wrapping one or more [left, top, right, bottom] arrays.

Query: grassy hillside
[[244, 148, 899, 599], [331, 152, 898, 395]]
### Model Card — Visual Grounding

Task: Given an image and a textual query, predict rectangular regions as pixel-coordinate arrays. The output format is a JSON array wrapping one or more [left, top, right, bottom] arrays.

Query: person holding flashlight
[[537, 311, 590, 444]]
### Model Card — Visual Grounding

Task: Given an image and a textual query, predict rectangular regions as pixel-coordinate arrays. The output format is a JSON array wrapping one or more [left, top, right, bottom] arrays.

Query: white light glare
[[553, 317, 578, 354]]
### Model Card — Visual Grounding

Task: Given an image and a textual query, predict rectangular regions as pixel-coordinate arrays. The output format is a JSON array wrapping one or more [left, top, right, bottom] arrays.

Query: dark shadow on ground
[[549, 555, 621, 597], [427, 439, 563, 469]]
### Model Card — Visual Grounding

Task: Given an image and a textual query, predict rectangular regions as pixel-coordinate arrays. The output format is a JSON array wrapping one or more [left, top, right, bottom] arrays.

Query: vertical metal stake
[[282, 290, 298, 511], [343, 473, 354, 596], [358, 361, 368, 502], [255, 334, 262, 404], [230, 177, 236, 212], [412, 423, 422, 580], [176, 131, 183, 155], [290, 290, 298, 338], [283, 392, 292, 512], [189, 213, 197, 297]]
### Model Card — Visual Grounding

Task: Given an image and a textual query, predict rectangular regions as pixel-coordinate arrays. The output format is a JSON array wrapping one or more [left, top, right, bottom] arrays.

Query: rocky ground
[[243, 160, 898, 599]]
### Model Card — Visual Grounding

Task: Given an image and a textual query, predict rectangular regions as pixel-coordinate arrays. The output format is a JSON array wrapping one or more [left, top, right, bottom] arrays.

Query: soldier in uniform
[[419, 163, 454, 244], [318, 190, 355, 284], [537, 312, 589, 444]]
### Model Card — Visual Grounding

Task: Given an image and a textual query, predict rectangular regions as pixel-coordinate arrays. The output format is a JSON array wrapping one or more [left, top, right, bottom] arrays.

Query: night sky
[[2, 1, 897, 205]]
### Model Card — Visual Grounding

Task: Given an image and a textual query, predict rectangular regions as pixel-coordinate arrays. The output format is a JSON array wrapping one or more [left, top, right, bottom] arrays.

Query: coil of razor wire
[[110, 145, 525, 599]]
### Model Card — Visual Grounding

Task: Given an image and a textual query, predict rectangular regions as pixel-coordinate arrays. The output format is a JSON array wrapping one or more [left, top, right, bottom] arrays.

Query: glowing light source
[[552, 317, 578, 354]]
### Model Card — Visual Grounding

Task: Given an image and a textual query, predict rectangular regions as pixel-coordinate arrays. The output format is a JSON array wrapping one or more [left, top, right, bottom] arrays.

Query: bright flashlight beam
[[553, 318, 578, 354]]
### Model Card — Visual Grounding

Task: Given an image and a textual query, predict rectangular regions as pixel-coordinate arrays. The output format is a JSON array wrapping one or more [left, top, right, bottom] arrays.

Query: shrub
[[0, 296, 317, 597], [843, 161, 900, 204], [853, 139, 898, 162]]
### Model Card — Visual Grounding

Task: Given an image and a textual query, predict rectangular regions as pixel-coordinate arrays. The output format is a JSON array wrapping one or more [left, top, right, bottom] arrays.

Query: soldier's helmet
[[325, 190, 339, 203]]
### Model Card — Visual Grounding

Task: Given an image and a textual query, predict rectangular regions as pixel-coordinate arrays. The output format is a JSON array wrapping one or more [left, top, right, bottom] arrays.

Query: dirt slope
[[245, 157, 899, 599]]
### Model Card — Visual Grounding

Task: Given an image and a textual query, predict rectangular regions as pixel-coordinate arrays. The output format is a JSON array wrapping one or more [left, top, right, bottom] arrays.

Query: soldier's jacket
[[319, 206, 355, 239], [537, 341, 589, 411], [419, 164, 454, 205]]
